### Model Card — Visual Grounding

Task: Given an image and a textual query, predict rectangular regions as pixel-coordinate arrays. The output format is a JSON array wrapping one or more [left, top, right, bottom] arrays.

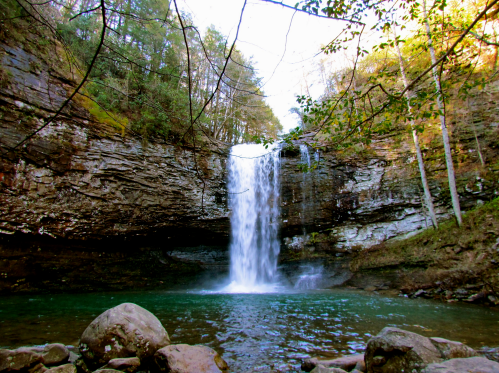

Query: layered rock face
[[0, 40, 229, 239], [280, 126, 499, 257], [0, 34, 230, 293]]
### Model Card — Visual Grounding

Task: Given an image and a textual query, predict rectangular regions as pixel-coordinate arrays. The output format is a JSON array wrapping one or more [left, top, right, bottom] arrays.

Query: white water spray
[[224, 144, 281, 293]]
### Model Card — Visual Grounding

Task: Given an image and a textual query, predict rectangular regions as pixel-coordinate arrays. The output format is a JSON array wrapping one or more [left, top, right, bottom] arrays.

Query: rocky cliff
[[0, 31, 231, 293], [1, 24, 498, 294], [277, 84, 499, 287]]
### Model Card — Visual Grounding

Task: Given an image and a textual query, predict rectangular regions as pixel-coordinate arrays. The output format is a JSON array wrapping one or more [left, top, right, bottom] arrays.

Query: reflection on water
[[1, 289, 498, 372]]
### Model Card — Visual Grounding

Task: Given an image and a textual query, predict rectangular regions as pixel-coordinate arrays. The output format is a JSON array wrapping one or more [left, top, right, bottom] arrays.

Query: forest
[[283, 0, 499, 229], [1, 0, 282, 146]]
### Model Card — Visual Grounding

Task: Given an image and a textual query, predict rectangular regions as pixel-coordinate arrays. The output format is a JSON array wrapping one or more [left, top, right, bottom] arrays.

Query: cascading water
[[224, 144, 281, 293]]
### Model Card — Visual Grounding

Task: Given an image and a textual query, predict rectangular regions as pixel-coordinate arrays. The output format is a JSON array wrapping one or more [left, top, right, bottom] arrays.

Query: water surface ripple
[[1, 289, 498, 372]]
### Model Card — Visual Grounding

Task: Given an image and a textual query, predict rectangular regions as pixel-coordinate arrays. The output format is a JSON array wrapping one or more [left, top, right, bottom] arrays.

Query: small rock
[[364, 286, 377, 292], [465, 292, 486, 303], [430, 337, 478, 359], [412, 289, 426, 298], [93, 370, 123, 373], [102, 358, 140, 373], [478, 347, 499, 363], [41, 344, 70, 366], [45, 364, 76, 373], [423, 356, 499, 372], [488, 295, 499, 305], [154, 344, 228, 373], [73, 357, 90, 373], [310, 367, 347, 373], [302, 355, 364, 372], [302, 358, 320, 372], [454, 288, 468, 298], [0, 348, 43, 372], [28, 363, 47, 373]]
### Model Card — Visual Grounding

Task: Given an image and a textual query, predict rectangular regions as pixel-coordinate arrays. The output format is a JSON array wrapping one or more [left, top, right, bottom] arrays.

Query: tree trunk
[[466, 98, 485, 166], [394, 26, 438, 228], [423, 0, 462, 226]]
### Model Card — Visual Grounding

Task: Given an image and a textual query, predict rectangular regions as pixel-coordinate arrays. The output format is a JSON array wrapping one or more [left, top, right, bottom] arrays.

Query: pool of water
[[1, 289, 498, 372]]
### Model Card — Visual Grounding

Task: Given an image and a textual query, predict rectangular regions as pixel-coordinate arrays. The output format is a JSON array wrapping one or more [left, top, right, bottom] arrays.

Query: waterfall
[[224, 143, 281, 293], [300, 145, 311, 234]]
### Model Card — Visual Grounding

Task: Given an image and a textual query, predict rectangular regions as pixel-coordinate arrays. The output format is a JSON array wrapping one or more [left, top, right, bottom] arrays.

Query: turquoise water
[[1, 289, 498, 372]]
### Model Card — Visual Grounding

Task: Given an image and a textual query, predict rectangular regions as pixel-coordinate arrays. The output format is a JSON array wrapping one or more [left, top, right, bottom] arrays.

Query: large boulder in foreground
[[154, 344, 229, 373], [365, 327, 442, 372], [79, 303, 170, 366], [422, 357, 499, 372]]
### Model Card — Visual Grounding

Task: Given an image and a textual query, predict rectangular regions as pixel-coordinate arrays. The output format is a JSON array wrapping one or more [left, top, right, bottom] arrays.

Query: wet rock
[[310, 366, 349, 373], [302, 358, 320, 372], [464, 292, 486, 303], [302, 354, 365, 372], [488, 295, 499, 305], [310, 367, 348, 373], [45, 364, 76, 373], [101, 358, 141, 373], [79, 303, 170, 366], [365, 327, 441, 372], [429, 337, 478, 359], [40, 344, 70, 366], [93, 370, 123, 373], [444, 291, 453, 300], [68, 352, 79, 364], [478, 347, 499, 363], [28, 364, 47, 373], [73, 358, 90, 373], [412, 289, 426, 298], [422, 357, 499, 372], [154, 344, 228, 373], [454, 289, 469, 299], [0, 348, 42, 372]]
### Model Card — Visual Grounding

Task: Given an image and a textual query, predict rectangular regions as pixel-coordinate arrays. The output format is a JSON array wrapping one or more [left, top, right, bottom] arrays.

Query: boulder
[[422, 357, 499, 372], [0, 348, 42, 372], [154, 344, 228, 373], [429, 337, 478, 359], [302, 355, 365, 372], [79, 303, 170, 366], [45, 364, 76, 373], [365, 327, 442, 372], [101, 358, 141, 373]]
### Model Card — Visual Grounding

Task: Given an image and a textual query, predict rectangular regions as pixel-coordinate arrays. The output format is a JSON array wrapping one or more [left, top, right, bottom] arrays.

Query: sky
[[177, 0, 350, 133]]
